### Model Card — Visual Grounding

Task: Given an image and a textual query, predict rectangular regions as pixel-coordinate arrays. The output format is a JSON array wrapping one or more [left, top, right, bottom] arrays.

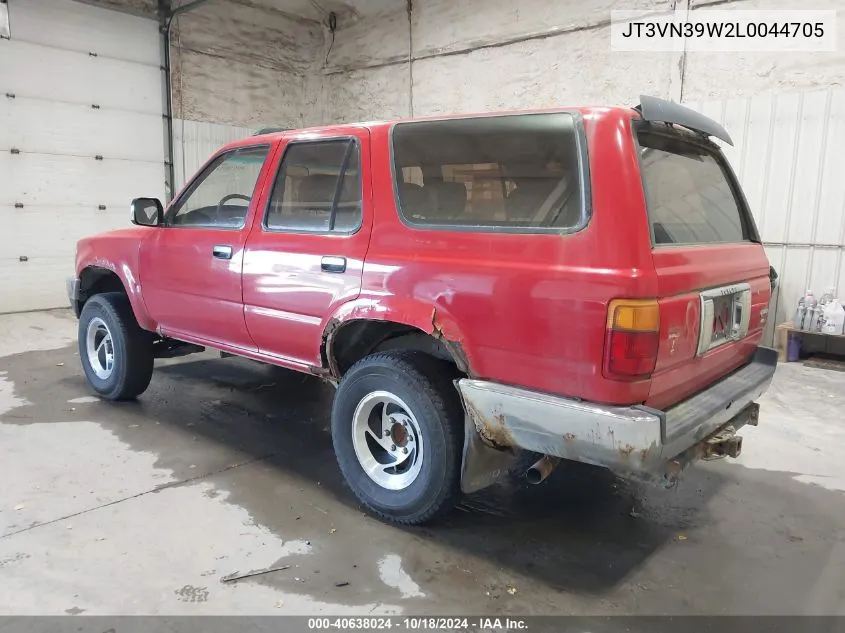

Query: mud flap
[[459, 412, 516, 494]]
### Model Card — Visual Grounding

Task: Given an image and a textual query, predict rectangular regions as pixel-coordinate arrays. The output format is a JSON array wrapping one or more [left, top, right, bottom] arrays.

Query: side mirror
[[131, 198, 163, 226]]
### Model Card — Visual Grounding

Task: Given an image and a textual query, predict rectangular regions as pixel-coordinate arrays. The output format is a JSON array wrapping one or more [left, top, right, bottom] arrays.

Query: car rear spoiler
[[635, 95, 734, 146], [253, 127, 288, 136]]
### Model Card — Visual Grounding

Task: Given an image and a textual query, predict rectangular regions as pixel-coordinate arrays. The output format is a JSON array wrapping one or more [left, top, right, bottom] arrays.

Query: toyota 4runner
[[68, 96, 777, 525]]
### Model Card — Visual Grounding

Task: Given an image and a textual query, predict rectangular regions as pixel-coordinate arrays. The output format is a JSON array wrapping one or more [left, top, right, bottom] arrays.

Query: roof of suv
[[225, 97, 732, 152], [230, 106, 639, 149]]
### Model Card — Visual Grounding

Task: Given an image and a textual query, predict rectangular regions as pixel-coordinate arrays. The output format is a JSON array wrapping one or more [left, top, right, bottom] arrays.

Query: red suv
[[68, 96, 777, 525]]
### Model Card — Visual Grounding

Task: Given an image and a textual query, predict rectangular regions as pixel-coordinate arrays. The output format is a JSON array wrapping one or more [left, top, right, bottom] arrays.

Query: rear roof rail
[[636, 95, 734, 146]]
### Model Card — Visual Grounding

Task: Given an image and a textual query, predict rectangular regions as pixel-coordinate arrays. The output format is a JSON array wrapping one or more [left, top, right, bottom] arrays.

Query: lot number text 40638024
[[308, 617, 529, 630]]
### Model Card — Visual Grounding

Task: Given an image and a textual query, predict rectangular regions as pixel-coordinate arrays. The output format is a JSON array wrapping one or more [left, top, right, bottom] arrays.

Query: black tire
[[331, 351, 464, 525], [78, 292, 154, 401]]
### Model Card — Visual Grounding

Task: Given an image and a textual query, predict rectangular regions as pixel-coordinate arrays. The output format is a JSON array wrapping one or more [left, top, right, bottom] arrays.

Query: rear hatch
[[636, 125, 772, 410]]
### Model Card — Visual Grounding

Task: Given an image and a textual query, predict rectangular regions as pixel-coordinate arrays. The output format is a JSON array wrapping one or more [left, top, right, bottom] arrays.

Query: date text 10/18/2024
[[308, 617, 529, 631]]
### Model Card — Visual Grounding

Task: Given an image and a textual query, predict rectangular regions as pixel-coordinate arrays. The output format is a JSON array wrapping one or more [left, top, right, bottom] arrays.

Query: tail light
[[603, 299, 660, 381]]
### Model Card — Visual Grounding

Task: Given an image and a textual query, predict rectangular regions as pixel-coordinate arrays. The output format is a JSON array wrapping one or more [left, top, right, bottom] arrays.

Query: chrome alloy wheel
[[86, 317, 115, 380], [351, 391, 424, 491]]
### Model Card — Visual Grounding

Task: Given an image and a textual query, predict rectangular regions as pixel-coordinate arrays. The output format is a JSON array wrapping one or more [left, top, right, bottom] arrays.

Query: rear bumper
[[457, 347, 777, 480]]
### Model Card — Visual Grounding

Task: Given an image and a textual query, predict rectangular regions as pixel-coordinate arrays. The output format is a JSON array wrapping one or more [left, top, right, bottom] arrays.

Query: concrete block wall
[[169, 0, 324, 129], [96, 0, 845, 135], [321, 0, 675, 121], [683, 0, 845, 102], [319, 0, 845, 122]]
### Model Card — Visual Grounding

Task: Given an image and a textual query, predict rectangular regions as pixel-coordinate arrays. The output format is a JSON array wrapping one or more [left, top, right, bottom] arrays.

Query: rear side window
[[638, 130, 750, 245], [391, 113, 585, 231], [265, 139, 361, 233]]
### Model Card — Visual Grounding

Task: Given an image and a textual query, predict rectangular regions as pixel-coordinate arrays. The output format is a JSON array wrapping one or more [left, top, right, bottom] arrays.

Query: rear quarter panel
[[358, 111, 659, 406]]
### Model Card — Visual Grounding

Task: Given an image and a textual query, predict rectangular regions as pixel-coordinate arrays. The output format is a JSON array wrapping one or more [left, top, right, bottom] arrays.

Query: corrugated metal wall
[[686, 88, 845, 344], [172, 119, 253, 191]]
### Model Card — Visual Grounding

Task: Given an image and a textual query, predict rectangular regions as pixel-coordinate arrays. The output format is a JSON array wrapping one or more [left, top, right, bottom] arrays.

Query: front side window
[[391, 113, 584, 231], [265, 139, 362, 233], [169, 146, 269, 229], [638, 130, 750, 245]]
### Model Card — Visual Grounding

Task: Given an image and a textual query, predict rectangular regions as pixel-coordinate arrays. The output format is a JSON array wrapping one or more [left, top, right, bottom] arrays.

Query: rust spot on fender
[[619, 444, 635, 460], [322, 318, 342, 379], [431, 308, 472, 376], [91, 258, 117, 272], [482, 415, 515, 448], [444, 339, 471, 375], [462, 398, 514, 449], [309, 365, 333, 379]]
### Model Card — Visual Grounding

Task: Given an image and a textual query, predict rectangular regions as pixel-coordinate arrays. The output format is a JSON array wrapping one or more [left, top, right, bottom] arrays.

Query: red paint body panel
[[360, 115, 658, 405], [136, 141, 280, 350], [648, 245, 771, 409], [75, 227, 157, 332], [75, 105, 771, 411], [139, 229, 255, 349], [242, 127, 373, 368]]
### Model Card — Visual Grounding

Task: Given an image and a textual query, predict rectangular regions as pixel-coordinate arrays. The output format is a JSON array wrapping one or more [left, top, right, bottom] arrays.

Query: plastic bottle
[[793, 289, 816, 330], [794, 295, 807, 329], [822, 300, 845, 335], [819, 287, 835, 306], [787, 333, 802, 361], [816, 287, 836, 332], [804, 304, 824, 332], [798, 288, 816, 331]]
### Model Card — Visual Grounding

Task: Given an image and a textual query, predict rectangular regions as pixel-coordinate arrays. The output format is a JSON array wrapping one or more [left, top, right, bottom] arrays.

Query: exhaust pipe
[[526, 455, 560, 484]]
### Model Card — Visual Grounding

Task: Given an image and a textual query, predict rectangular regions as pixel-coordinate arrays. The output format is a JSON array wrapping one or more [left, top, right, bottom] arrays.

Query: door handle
[[212, 244, 233, 260], [321, 256, 347, 273]]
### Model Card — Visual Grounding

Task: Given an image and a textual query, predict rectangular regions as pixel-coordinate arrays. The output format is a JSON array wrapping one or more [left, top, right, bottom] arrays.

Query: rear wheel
[[78, 292, 154, 400], [331, 351, 463, 525]]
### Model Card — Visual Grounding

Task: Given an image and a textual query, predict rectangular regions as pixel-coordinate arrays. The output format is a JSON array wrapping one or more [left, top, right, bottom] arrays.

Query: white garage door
[[0, 0, 166, 313]]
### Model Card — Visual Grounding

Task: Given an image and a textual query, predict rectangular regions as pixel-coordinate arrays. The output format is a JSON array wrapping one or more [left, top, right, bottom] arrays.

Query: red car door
[[242, 128, 373, 369], [139, 142, 278, 350]]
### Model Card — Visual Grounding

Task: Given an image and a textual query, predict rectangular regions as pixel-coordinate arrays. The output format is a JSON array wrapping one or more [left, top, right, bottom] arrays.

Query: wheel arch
[[77, 265, 155, 332], [324, 303, 511, 501], [322, 299, 474, 379]]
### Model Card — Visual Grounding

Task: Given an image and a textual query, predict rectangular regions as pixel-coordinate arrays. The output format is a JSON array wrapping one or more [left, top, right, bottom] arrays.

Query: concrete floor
[[1, 310, 844, 616]]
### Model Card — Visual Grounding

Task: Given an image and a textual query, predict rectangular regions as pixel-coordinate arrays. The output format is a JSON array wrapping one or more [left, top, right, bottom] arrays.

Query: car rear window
[[637, 129, 750, 245], [391, 113, 585, 231]]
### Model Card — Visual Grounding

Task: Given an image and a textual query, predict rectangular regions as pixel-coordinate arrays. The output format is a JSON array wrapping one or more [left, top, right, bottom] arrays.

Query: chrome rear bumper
[[457, 347, 777, 489]]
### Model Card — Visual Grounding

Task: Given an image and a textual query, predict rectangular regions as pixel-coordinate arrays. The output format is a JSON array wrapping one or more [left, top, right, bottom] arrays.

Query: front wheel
[[78, 292, 154, 400], [331, 351, 464, 525]]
